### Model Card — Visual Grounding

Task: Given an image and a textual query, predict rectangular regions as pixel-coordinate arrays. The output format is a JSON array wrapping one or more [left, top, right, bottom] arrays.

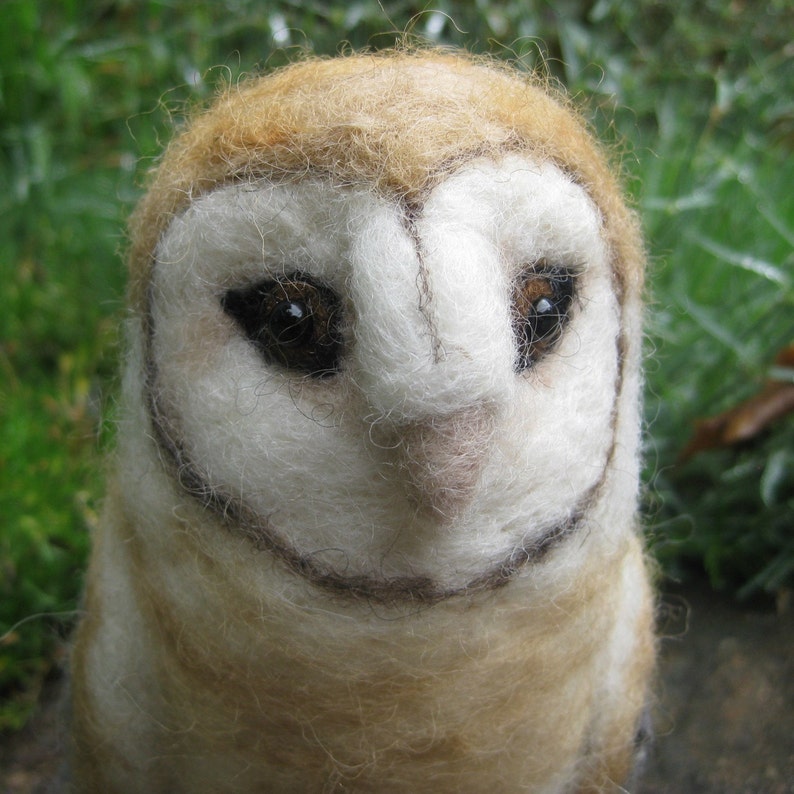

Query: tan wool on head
[[128, 50, 643, 310]]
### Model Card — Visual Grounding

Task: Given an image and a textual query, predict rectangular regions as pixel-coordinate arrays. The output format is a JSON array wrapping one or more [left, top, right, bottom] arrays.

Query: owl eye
[[222, 274, 342, 377], [512, 266, 575, 371]]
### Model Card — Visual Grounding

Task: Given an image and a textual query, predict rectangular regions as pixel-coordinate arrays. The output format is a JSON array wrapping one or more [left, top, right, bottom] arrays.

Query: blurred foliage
[[1, 0, 792, 729]]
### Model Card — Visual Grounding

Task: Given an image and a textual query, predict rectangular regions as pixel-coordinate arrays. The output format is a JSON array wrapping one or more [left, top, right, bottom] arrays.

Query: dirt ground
[[640, 580, 793, 794], [1, 578, 792, 794]]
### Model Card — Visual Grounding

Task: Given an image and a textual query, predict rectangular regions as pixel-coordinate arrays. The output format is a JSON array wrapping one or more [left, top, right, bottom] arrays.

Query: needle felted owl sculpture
[[70, 50, 655, 793]]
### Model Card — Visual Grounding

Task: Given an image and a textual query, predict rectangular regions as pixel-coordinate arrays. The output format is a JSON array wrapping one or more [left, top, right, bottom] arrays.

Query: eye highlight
[[512, 264, 576, 371], [222, 274, 342, 377]]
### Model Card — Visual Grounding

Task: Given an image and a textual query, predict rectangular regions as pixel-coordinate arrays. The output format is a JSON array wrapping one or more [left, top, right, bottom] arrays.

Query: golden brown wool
[[71, 49, 655, 793]]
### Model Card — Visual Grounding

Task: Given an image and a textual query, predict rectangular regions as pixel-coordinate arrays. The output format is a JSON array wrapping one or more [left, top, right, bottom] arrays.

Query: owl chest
[[95, 515, 615, 793]]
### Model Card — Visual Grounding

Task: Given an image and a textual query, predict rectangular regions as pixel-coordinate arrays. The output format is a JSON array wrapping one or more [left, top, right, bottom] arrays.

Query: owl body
[[71, 52, 655, 792]]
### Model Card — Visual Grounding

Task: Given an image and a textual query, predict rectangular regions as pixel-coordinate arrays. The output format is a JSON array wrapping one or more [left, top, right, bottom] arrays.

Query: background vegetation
[[1, 0, 792, 731]]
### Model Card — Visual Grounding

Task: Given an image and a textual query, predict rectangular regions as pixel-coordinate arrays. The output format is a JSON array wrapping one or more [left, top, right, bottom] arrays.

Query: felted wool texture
[[126, 50, 644, 313], [70, 49, 655, 794], [73, 467, 653, 793], [145, 159, 623, 585]]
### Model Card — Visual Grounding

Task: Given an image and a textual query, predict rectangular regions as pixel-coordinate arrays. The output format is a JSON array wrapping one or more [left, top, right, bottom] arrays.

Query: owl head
[[125, 50, 645, 605]]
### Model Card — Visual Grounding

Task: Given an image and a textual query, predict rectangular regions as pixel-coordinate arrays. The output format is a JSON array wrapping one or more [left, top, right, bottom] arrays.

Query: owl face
[[145, 154, 627, 601]]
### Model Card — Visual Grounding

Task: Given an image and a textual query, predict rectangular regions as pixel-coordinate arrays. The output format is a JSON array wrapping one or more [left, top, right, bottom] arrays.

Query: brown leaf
[[679, 344, 794, 461]]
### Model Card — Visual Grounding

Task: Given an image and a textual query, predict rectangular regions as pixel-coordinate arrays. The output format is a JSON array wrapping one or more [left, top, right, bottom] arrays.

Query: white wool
[[149, 156, 623, 586]]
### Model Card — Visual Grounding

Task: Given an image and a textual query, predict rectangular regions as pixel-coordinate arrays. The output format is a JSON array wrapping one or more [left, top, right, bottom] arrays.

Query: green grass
[[2, 0, 792, 730], [642, 145, 794, 596]]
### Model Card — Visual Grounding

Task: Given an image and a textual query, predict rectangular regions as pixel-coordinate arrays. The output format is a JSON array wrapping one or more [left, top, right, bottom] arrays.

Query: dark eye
[[222, 274, 342, 377], [512, 265, 575, 372], [268, 299, 313, 347]]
